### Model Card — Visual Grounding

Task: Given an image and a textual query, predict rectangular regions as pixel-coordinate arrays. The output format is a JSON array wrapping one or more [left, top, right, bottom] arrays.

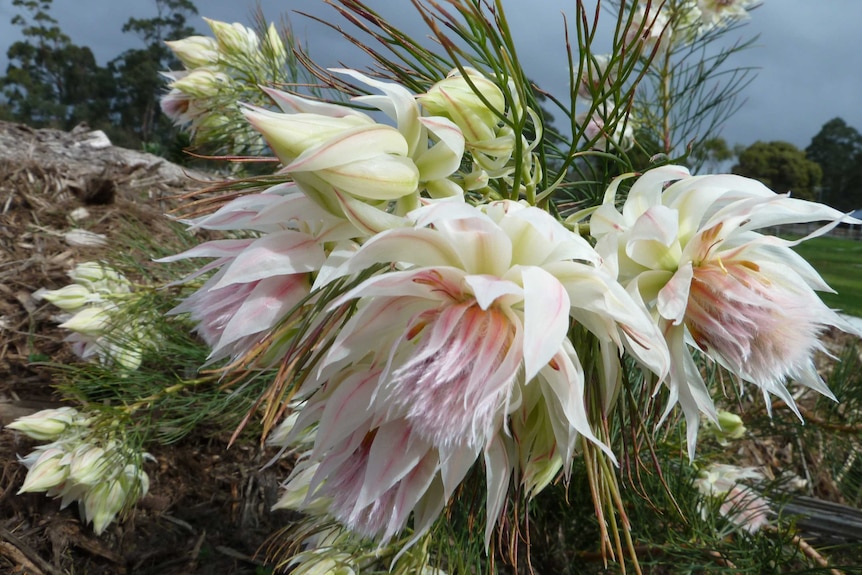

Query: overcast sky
[[1, 0, 859, 152]]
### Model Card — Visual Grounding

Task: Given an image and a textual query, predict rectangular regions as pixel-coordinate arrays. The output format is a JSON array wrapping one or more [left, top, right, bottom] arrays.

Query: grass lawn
[[790, 235, 862, 317]]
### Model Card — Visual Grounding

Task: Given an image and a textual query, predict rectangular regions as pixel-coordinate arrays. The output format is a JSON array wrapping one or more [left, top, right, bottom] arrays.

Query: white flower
[[283, 200, 668, 544], [159, 183, 360, 363], [243, 69, 465, 226], [591, 165, 861, 457], [577, 103, 635, 151], [577, 54, 615, 99], [697, 0, 754, 28], [13, 415, 150, 535]]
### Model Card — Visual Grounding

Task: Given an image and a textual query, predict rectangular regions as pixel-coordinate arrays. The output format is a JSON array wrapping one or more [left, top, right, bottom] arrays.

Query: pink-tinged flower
[[695, 463, 770, 533], [576, 103, 635, 151], [283, 201, 668, 543], [577, 54, 615, 99], [624, 4, 672, 55], [159, 183, 360, 362], [591, 165, 861, 458], [697, 0, 754, 28], [277, 364, 456, 543], [322, 200, 667, 452]]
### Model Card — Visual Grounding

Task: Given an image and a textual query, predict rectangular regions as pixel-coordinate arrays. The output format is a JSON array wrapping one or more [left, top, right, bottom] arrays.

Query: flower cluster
[[161, 17, 289, 152], [163, 66, 672, 545], [694, 463, 770, 533], [623, 0, 757, 55], [7, 408, 151, 535], [35, 262, 150, 370], [155, 3, 856, 562]]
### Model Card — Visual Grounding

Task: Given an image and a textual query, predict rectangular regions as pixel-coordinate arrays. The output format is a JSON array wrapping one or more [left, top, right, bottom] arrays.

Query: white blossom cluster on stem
[[161, 17, 289, 152], [156, 16, 856, 558], [7, 408, 151, 535], [35, 262, 151, 370]]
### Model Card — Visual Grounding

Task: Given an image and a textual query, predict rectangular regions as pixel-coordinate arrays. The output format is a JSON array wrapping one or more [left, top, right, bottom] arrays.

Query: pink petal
[[217, 274, 309, 349], [356, 421, 432, 510], [212, 230, 324, 289], [154, 238, 253, 262]]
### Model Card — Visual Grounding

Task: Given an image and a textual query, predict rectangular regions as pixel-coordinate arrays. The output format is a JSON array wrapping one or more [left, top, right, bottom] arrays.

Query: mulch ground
[[0, 158, 299, 575]]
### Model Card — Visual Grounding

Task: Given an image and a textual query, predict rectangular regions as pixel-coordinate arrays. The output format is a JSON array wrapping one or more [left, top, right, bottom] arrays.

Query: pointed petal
[[483, 434, 514, 548], [463, 274, 523, 310], [261, 85, 371, 119], [356, 422, 430, 510], [319, 155, 419, 201], [657, 262, 693, 324], [217, 274, 309, 348], [154, 238, 253, 262], [332, 188, 408, 236], [521, 266, 570, 381], [313, 368, 380, 456]]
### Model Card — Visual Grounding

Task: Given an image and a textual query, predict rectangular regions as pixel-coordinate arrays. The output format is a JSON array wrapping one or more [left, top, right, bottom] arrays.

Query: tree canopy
[[0, 0, 197, 152], [805, 117, 862, 211], [731, 140, 822, 201]]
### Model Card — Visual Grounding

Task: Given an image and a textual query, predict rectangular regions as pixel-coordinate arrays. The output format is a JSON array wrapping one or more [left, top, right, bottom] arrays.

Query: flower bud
[[59, 306, 112, 337], [522, 452, 564, 496], [6, 407, 81, 441], [165, 35, 220, 69], [273, 463, 330, 515], [204, 18, 259, 56], [67, 444, 108, 486], [69, 262, 129, 293], [243, 107, 419, 201], [83, 478, 127, 535], [420, 67, 506, 145], [265, 23, 287, 64], [64, 229, 108, 248], [577, 54, 615, 99], [717, 410, 746, 439], [34, 284, 92, 312], [171, 68, 232, 99], [18, 448, 68, 493]]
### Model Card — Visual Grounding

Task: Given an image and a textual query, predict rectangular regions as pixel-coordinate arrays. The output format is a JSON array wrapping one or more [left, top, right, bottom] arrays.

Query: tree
[[687, 136, 734, 174], [732, 141, 822, 201], [0, 0, 114, 129], [110, 0, 198, 147], [805, 117, 862, 210]]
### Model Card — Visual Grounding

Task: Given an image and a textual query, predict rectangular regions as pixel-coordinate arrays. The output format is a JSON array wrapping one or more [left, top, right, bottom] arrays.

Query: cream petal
[[331, 189, 408, 236], [463, 274, 523, 311], [319, 155, 419, 201], [521, 266, 570, 382], [286, 125, 409, 173], [656, 263, 693, 324]]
